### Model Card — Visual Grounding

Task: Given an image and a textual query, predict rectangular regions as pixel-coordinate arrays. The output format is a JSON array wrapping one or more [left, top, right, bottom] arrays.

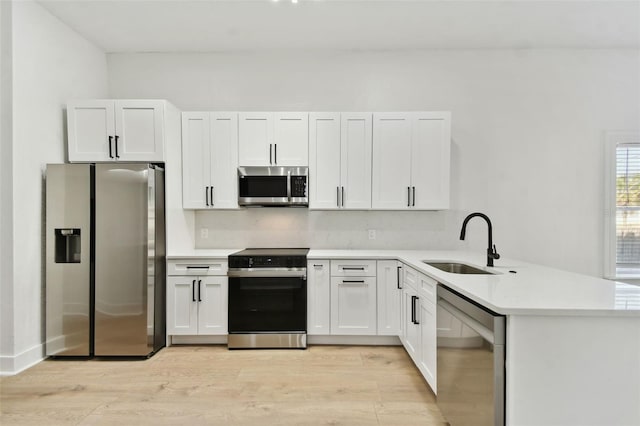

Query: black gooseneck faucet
[[460, 212, 500, 267]]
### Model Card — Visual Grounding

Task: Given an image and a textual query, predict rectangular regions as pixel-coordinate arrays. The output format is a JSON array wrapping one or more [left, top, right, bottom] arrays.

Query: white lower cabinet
[[417, 298, 437, 391], [402, 284, 420, 360], [399, 264, 437, 393], [377, 260, 402, 336], [167, 259, 228, 336], [330, 260, 377, 335], [307, 260, 331, 335]]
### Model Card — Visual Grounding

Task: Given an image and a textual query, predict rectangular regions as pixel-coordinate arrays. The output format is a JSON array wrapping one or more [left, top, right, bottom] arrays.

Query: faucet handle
[[492, 244, 500, 260]]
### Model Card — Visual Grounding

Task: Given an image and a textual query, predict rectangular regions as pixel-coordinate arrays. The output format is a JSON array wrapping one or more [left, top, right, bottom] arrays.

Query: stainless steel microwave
[[238, 166, 308, 207]]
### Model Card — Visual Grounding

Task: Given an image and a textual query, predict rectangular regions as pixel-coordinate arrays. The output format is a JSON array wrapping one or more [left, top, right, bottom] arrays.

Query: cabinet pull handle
[[114, 135, 120, 158], [407, 187, 410, 207], [412, 186, 416, 207], [342, 280, 365, 284], [108, 136, 114, 158], [197, 279, 202, 302], [274, 144, 277, 164], [186, 266, 210, 269], [192, 279, 196, 302], [337, 187, 340, 207], [411, 295, 415, 323], [397, 266, 402, 289], [342, 267, 365, 270], [414, 296, 420, 324], [313, 264, 324, 268], [269, 144, 273, 165], [210, 187, 214, 206], [341, 186, 345, 207], [205, 186, 209, 206]]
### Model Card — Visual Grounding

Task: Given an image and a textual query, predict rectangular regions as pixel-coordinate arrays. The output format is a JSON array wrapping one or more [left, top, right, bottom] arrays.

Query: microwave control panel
[[291, 176, 307, 197]]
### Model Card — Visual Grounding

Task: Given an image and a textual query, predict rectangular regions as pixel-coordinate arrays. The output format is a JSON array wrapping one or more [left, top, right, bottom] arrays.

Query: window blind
[[616, 143, 640, 272]]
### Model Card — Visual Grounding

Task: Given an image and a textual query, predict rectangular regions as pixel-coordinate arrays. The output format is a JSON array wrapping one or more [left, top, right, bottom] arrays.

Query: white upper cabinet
[[67, 100, 166, 163], [309, 113, 372, 209], [182, 112, 239, 209], [238, 112, 308, 166], [372, 112, 451, 210]]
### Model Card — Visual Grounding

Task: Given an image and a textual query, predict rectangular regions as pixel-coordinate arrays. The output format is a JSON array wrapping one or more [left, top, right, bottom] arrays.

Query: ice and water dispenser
[[54, 228, 81, 263]]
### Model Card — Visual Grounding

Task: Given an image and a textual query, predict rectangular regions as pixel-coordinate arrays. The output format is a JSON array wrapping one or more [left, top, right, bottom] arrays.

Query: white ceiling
[[37, 0, 640, 53]]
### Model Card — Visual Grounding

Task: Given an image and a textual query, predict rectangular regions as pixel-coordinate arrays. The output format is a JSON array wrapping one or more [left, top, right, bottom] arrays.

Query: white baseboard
[[308, 335, 401, 346], [0, 343, 45, 376], [169, 335, 227, 345], [167, 334, 401, 346]]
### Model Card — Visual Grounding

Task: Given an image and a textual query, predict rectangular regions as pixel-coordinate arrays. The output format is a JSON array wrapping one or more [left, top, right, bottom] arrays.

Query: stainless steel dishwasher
[[437, 284, 506, 426]]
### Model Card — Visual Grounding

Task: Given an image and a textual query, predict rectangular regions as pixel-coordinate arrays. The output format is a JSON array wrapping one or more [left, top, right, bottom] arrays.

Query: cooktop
[[229, 248, 309, 257]]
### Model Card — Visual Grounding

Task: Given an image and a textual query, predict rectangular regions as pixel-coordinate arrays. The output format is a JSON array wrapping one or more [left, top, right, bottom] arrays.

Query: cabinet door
[[238, 112, 272, 166], [372, 113, 412, 209], [67, 100, 115, 162], [307, 260, 331, 335], [197, 276, 228, 335], [167, 277, 198, 335], [341, 113, 372, 209], [273, 112, 308, 166], [182, 112, 211, 209], [418, 299, 437, 392], [309, 113, 341, 209], [377, 260, 402, 336], [330, 276, 377, 335], [210, 113, 239, 209], [410, 112, 451, 210], [402, 287, 420, 362], [114, 100, 165, 162]]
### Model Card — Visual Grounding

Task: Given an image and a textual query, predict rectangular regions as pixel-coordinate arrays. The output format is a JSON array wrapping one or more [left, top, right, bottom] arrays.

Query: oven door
[[228, 275, 307, 334]]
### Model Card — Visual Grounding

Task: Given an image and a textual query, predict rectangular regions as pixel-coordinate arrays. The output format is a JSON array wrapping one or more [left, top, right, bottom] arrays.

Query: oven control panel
[[228, 249, 309, 269]]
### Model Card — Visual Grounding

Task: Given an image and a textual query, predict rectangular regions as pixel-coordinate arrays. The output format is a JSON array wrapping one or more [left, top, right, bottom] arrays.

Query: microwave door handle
[[287, 170, 292, 202]]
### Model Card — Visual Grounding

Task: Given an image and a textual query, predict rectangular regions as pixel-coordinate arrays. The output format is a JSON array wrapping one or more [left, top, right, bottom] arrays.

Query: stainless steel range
[[227, 248, 309, 349]]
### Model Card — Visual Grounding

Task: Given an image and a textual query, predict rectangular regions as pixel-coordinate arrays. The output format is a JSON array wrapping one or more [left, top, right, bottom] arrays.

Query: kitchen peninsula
[[168, 249, 640, 426]]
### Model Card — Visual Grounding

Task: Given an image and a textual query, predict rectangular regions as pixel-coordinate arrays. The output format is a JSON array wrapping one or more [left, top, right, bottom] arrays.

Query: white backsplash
[[195, 208, 463, 250]]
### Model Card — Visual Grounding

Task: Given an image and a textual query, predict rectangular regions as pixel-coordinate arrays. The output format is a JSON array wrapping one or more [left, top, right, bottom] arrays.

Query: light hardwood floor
[[0, 345, 447, 425]]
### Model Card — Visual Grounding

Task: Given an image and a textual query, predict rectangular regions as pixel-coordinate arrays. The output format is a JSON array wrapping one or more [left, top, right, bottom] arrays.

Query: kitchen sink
[[423, 261, 495, 275]]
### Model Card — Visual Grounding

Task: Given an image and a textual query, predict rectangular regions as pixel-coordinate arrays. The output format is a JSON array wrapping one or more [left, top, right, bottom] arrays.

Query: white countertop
[[168, 248, 640, 316], [167, 249, 242, 258]]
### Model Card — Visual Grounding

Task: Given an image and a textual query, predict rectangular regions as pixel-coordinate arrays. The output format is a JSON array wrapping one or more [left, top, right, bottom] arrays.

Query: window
[[605, 132, 640, 278]]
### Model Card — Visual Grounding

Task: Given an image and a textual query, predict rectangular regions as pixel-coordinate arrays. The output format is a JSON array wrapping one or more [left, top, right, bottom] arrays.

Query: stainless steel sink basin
[[423, 261, 495, 275]]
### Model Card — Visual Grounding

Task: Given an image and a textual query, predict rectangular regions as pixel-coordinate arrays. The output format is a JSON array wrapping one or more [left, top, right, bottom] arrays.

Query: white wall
[[0, 0, 107, 375], [0, 0, 15, 374], [107, 49, 639, 278]]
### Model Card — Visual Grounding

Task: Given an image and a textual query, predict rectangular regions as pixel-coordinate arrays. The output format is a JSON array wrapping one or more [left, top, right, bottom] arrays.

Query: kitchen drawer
[[331, 260, 377, 277], [417, 273, 437, 303], [402, 264, 419, 290], [167, 258, 228, 276]]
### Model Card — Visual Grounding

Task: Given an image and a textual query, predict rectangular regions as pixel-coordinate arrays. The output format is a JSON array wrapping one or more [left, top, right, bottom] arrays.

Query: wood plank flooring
[[0, 345, 447, 425]]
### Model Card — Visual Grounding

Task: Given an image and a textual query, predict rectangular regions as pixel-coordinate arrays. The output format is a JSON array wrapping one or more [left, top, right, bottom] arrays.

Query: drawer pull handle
[[186, 266, 210, 269], [342, 267, 365, 270], [342, 280, 365, 284]]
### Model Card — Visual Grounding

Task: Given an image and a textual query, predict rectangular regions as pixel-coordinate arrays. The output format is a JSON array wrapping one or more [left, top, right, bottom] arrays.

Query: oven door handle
[[228, 269, 307, 278]]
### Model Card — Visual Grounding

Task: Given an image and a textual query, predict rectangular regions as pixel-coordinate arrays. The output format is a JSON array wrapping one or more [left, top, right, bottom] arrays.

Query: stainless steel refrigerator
[[45, 163, 166, 357]]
